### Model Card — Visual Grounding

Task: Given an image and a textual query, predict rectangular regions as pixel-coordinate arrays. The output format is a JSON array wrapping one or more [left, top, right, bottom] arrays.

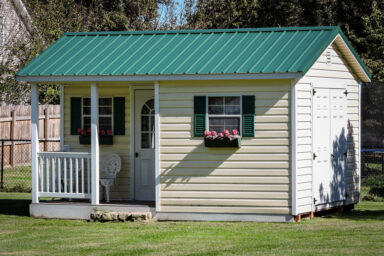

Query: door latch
[[135, 152, 139, 158], [313, 153, 317, 160]]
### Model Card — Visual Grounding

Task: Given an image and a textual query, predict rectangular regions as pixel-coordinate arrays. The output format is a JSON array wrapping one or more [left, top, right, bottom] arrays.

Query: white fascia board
[[16, 72, 302, 83], [333, 34, 371, 82]]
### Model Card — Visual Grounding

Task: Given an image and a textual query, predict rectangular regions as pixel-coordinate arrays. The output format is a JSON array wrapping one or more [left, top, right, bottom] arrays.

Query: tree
[[0, 0, 169, 105]]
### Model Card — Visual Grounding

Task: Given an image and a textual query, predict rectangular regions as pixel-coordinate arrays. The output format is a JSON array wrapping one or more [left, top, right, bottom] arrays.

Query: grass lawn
[[0, 193, 384, 255]]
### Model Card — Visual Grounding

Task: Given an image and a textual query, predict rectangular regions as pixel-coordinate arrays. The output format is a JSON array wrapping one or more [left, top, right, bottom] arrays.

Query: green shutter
[[113, 97, 125, 135], [194, 96, 206, 137], [70, 97, 82, 135], [242, 95, 255, 137]]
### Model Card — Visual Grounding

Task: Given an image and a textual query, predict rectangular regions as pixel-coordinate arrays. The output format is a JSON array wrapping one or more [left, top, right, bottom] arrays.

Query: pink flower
[[204, 131, 211, 137], [223, 129, 230, 135], [225, 134, 231, 139], [99, 130, 105, 136], [232, 129, 238, 135], [81, 130, 86, 136], [218, 132, 224, 138], [77, 128, 82, 134], [211, 131, 217, 136], [86, 128, 91, 134], [107, 129, 113, 136]]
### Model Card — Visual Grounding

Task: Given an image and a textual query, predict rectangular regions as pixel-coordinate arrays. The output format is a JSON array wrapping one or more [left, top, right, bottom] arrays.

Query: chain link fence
[[361, 149, 384, 198], [0, 139, 60, 192]]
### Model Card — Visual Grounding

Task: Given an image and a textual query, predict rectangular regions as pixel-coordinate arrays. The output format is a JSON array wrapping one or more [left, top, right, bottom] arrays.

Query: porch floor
[[30, 199, 155, 220]]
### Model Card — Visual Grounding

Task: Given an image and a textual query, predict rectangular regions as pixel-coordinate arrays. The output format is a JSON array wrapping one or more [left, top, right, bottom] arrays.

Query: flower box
[[79, 135, 113, 145], [204, 137, 241, 148]]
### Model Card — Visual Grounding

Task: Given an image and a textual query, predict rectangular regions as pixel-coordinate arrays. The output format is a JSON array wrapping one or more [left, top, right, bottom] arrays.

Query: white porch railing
[[37, 152, 92, 199]]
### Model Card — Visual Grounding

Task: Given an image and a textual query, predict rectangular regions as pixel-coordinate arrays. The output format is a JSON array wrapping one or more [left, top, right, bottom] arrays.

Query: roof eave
[[16, 72, 303, 83], [333, 33, 372, 82]]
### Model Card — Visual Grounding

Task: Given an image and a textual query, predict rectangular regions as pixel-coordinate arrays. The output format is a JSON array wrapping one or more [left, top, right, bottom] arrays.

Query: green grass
[[1, 166, 31, 192], [1, 193, 384, 255]]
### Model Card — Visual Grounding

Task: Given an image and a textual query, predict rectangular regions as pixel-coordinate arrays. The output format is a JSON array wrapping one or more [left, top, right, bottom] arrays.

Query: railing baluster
[[51, 157, 55, 193], [87, 158, 90, 194], [75, 157, 79, 193], [69, 157, 73, 193], [39, 156, 43, 192], [64, 157, 67, 193], [81, 158, 84, 193], [57, 157, 61, 193], [45, 156, 49, 192]]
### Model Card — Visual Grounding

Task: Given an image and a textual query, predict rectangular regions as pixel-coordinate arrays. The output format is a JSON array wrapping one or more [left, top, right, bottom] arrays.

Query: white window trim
[[82, 97, 114, 132], [205, 95, 242, 134]]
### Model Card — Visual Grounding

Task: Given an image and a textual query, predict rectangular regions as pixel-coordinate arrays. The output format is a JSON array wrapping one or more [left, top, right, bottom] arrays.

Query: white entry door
[[134, 90, 155, 201], [313, 88, 347, 205]]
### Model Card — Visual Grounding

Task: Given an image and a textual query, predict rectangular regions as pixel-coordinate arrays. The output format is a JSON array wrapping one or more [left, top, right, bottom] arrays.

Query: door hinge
[[314, 198, 317, 204], [135, 152, 139, 158], [313, 88, 317, 95], [313, 153, 317, 160], [344, 90, 348, 96]]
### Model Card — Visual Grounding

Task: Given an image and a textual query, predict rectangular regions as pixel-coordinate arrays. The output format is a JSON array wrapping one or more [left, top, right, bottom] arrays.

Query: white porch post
[[91, 83, 100, 205], [31, 84, 39, 204], [154, 81, 160, 212], [60, 85, 65, 151]]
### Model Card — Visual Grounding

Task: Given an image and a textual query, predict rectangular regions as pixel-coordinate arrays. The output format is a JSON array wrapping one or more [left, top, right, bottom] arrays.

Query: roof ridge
[[64, 26, 340, 36]]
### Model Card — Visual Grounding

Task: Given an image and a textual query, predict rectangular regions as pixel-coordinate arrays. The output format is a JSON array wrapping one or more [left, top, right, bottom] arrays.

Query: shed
[[17, 26, 371, 221]]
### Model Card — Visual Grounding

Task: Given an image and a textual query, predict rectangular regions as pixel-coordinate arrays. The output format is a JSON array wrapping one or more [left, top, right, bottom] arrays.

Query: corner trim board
[[291, 79, 298, 215]]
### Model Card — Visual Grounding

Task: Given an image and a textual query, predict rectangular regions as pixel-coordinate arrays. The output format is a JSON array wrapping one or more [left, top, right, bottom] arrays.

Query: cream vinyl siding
[[295, 43, 361, 214], [159, 80, 291, 214], [64, 84, 131, 199]]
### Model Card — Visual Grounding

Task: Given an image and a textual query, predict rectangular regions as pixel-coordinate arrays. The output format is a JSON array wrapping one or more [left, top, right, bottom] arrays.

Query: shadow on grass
[[0, 199, 30, 216], [319, 208, 384, 221], [335, 209, 384, 221]]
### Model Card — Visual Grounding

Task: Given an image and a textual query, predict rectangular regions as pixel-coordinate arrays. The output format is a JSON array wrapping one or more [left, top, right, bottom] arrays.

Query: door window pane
[[141, 99, 155, 148]]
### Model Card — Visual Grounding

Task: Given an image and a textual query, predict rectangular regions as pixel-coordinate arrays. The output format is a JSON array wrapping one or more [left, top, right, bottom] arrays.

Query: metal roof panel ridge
[[63, 26, 338, 36]]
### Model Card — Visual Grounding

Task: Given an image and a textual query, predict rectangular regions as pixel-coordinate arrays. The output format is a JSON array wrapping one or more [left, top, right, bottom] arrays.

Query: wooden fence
[[0, 105, 61, 167]]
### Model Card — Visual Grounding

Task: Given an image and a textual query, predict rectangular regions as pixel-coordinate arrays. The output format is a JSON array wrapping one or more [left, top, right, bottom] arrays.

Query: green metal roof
[[16, 26, 371, 80]]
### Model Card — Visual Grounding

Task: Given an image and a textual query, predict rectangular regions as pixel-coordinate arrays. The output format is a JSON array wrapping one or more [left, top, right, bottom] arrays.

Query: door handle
[[135, 152, 139, 158], [313, 153, 317, 160]]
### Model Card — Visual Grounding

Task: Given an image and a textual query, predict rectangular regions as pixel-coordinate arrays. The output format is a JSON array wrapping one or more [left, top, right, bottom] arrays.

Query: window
[[82, 98, 113, 131], [207, 96, 241, 134], [141, 99, 155, 149]]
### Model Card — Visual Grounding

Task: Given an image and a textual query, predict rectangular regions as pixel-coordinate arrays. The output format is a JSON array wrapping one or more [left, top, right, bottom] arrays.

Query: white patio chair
[[100, 153, 121, 203]]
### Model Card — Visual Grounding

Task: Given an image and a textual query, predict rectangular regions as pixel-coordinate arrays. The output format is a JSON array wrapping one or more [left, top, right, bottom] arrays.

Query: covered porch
[[29, 82, 160, 219]]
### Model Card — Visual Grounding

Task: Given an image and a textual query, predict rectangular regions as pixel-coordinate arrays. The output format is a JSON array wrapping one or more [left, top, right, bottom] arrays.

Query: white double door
[[134, 90, 155, 201], [313, 88, 347, 205]]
